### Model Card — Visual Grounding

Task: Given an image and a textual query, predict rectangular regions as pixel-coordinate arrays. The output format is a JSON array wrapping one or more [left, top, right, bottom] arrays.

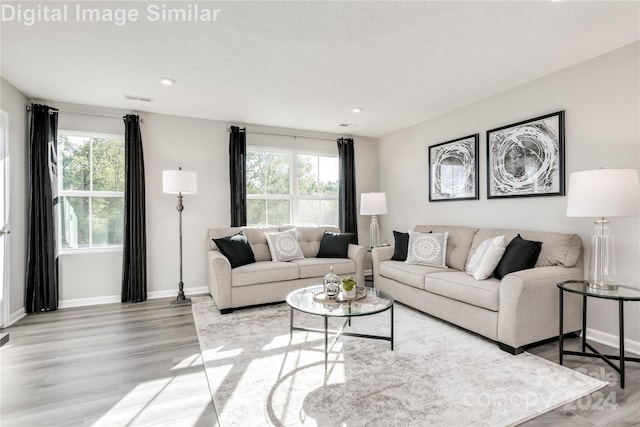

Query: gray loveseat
[[372, 225, 584, 354], [207, 226, 366, 313]]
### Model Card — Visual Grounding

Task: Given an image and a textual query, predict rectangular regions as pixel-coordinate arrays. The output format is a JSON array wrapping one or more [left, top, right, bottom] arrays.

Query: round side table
[[558, 280, 640, 389]]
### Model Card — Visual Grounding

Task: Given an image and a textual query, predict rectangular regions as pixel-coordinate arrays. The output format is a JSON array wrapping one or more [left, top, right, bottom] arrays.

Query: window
[[57, 131, 125, 250], [246, 147, 339, 226]]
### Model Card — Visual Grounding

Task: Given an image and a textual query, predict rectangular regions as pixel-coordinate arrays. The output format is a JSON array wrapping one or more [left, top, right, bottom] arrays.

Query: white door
[[0, 110, 9, 327]]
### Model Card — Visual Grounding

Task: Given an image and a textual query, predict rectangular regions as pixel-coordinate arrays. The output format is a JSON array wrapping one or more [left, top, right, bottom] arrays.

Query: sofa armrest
[[348, 243, 367, 286], [208, 251, 233, 310], [371, 246, 395, 284], [498, 266, 584, 349]]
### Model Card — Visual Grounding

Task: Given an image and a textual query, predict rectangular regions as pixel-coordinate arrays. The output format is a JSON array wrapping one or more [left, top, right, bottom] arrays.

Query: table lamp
[[360, 192, 388, 249], [566, 168, 639, 290]]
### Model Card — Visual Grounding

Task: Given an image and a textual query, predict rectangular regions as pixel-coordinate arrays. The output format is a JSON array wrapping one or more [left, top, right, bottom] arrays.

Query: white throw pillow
[[466, 235, 507, 280], [405, 231, 448, 267], [265, 229, 304, 262]]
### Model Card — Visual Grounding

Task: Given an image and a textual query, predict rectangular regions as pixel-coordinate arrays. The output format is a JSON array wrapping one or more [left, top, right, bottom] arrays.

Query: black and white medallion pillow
[[265, 229, 305, 262], [405, 231, 448, 267]]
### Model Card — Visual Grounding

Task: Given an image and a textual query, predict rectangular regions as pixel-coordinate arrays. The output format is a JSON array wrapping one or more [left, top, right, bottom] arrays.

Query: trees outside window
[[58, 132, 124, 250], [246, 148, 338, 227]]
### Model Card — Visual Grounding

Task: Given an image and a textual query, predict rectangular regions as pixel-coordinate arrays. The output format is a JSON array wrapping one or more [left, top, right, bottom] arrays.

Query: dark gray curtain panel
[[337, 138, 358, 243], [121, 115, 147, 303], [229, 126, 247, 226], [25, 104, 59, 313]]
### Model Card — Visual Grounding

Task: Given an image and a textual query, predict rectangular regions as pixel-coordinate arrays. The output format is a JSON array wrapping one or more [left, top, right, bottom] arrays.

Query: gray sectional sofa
[[372, 225, 584, 354], [207, 226, 366, 313]]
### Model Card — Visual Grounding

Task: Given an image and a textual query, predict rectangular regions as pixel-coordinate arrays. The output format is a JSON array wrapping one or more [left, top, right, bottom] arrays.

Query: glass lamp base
[[588, 219, 617, 292], [369, 215, 380, 248], [587, 282, 618, 291]]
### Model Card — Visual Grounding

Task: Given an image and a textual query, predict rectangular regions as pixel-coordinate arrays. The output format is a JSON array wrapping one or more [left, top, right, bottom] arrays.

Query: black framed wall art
[[486, 111, 565, 199], [429, 134, 479, 201]]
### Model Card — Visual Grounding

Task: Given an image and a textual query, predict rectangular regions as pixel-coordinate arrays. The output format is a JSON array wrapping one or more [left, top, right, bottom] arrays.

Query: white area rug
[[192, 296, 605, 426]]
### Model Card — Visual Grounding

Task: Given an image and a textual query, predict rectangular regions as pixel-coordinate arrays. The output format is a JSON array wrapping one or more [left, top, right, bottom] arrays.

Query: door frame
[[1, 110, 10, 328]]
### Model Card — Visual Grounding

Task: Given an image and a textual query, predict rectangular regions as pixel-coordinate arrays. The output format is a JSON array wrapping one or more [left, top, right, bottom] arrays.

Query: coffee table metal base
[[289, 304, 394, 370]]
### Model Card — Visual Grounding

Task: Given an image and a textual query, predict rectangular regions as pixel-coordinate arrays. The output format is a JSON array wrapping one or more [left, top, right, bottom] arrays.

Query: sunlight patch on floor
[[170, 353, 202, 370], [90, 371, 212, 426], [203, 346, 243, 361]]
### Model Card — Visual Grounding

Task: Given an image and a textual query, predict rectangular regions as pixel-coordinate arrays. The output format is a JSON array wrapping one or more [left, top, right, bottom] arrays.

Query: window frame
[[57, 130, 125, 253], [246, 145, 339, 227]]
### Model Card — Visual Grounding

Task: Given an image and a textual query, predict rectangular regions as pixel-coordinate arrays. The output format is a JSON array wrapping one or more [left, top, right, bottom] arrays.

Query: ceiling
[[1, 1, 639, 138]]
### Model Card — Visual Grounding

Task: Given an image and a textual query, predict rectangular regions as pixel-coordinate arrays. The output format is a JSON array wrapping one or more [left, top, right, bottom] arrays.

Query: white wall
[[1, 78, 28, 324], [378, 42, 640, 348], [27, 104, 378, 306]]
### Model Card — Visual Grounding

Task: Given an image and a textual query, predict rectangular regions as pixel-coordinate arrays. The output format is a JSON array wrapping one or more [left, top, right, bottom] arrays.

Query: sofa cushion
[[414, 225, 479, 271], [467, 228, 582, 268], [290, 258, 355, 279], [208, 227, 279, 261], [212, 232, 256, 269], [406, 231, 448, 267], [425, 271, 500, 312], [241, 227, 281, 261], [379, 260, 449, 290], [231, 261, 299, 287], [391, 230, 410, 261], [494, 234, 542, 280], [265, 228, 304, 262], [317, 231, 354, 258], [208, 227, 242, 250], [466, 235, 507, 280], [294, 226, 340, 258]]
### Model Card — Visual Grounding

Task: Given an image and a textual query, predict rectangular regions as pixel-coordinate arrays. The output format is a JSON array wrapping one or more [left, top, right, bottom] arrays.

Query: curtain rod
[[227, 127, 341, 142], [26, 106, 144, 123]]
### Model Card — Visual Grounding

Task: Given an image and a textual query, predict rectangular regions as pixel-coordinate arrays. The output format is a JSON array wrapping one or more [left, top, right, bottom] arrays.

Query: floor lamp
[[566, 168, 639, 290], [360, 192, 388, 249], [163, 167, 198, 306]]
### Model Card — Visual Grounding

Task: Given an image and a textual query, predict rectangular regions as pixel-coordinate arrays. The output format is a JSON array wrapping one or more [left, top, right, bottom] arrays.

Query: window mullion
[[88, 196, 93, 248], [290, 152, 296, 225], [88, 138, 93, 248]]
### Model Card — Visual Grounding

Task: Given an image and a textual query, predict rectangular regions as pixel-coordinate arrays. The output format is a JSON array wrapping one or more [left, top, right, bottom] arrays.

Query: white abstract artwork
[[429, 134, 479, 201], [487, 111, 565, 198]]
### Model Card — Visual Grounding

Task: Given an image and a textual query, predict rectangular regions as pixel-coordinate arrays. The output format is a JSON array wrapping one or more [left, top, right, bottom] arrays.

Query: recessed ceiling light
[[160, 77, 175, 86], [352, 107, 363, 113]]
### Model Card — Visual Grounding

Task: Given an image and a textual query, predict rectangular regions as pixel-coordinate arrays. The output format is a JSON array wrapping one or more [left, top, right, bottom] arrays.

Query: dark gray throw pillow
[[391, 231, 409, 261], [212, 231, 256, 268], [494, 234, 542, 280], [317, 232, 355, 258]]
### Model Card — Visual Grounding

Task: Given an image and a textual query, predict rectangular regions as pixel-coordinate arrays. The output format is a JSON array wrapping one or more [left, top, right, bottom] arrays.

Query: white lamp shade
[[566, 169, 639, 218], [163, 169, 198, 194], [360, 192, 388, 215]]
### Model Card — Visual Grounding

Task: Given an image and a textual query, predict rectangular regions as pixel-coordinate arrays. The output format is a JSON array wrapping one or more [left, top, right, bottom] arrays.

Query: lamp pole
[[172, 191, 190, 305]]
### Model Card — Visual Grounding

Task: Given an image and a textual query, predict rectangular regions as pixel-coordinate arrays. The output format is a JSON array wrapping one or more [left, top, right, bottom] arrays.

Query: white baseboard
[[59, 286, 210, 309], [586, 328, 640, 356], [8, 308, 26, 326], [59, 295, 121, 309]]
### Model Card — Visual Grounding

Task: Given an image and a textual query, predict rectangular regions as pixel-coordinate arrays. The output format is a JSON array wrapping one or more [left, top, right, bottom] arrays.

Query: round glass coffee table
[[286, 285, 394, 369]]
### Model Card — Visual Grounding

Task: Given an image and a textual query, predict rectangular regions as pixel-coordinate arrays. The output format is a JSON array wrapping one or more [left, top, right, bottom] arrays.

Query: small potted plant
[[340, 276, 357, 299]]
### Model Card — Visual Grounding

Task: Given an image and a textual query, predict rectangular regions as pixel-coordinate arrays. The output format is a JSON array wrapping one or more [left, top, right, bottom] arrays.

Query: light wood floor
[[525, 338, 640, 426], [0, 297, 218, 427], [1, 297, 638, 426]]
